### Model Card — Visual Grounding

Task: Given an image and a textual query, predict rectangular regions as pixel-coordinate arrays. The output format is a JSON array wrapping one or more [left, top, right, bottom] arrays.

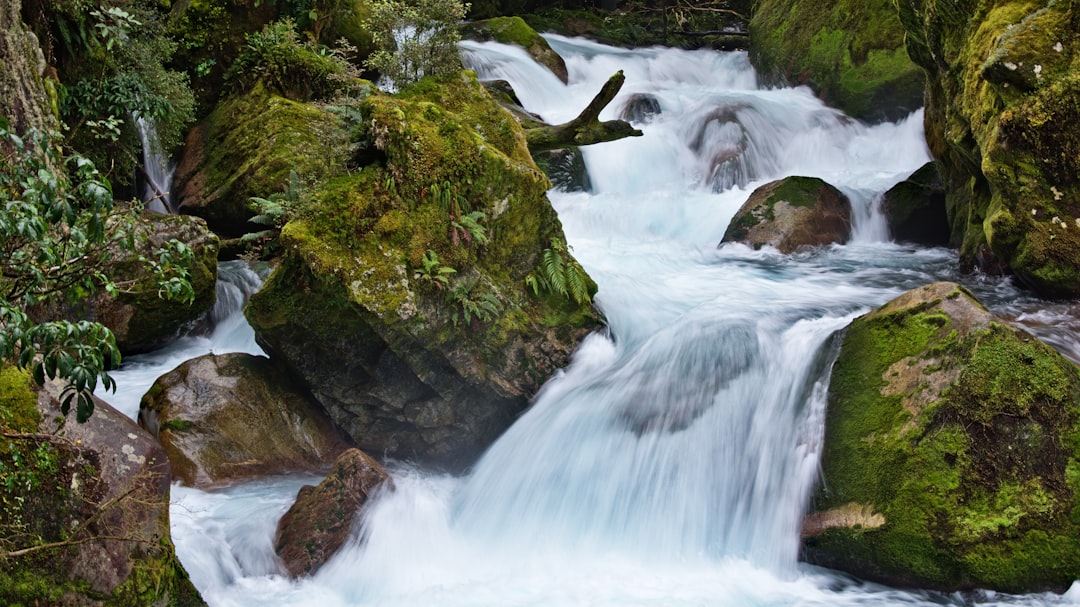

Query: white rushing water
[[106, 37, 1080, 607]]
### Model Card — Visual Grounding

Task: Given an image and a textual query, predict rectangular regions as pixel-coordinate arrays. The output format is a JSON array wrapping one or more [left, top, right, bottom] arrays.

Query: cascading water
[[135, 115, 175, 213], [107, 37, 1080, 607]]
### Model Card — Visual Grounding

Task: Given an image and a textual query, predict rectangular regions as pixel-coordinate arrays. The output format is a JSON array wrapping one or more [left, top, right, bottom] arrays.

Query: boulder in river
[[881, 162, 950, 247], [139, 352, 352, 488], [275, 448, 392, 578], [807, 281, 1080, 592], [720, 176, 851, 252]]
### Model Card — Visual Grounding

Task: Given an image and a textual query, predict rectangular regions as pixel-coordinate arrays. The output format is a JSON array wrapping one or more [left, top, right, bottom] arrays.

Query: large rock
[[33, 213, 219, 355], [275, 448, 392, 577], [172, 83, 348, 237], [246, 71, 603, 470], [138, 352, 352, 488], [0, 366, 204, 606], [720, 176, 852, 252], [0, 0, 58, 134], [808, 281, 1080, 592], [896, 0, 1080, 296], [882, 162, 950, 246], [748, 0, 924, 122], [462, 17, 569, 83]]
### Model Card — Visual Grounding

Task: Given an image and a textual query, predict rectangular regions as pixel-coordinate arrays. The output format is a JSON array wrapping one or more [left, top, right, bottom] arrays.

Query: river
[[108, 36, 1080, 607]]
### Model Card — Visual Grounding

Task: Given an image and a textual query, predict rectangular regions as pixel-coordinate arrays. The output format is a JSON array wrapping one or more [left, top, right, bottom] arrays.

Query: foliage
[[0, 119, 194, 423], [451, 210, 490, 246], [526, 238, 592, 305], [226, 19, 354, 101], [413, 250, 457, 290], [426, 181, 489, 246], [363, 0, 470, 89], [243, 169, 306, 255], [48, 0, 196, 187], [446, 276, 502, 326]]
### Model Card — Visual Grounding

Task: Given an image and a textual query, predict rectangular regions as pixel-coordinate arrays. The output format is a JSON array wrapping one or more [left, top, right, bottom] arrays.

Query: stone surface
[[0, 367, 204, 606], [246, 71, 602, 470], [882, 162, 950, 246], [748, 0, 924, 122], [896, 0, 1080, 296], [462, 16, 569, 83], [808, 281, 1080, 592], [274, 448, 392, 578], [720, 176, 851, 252], [0, 0, 57, 134], [139, 352, 352, 488]]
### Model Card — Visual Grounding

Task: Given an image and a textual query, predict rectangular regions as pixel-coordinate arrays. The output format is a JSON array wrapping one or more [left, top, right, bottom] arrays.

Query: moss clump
[[748, 0, 924, 122], [811, 282, 1080, 592], [0, 366, 40, 432], [462, 17, 568, 82]]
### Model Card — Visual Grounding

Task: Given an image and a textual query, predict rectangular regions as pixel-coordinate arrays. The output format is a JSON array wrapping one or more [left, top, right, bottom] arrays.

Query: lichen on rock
[[246, 70, 602, 469], [720, 176, 852, 252], [808, 281, 1080, 592]]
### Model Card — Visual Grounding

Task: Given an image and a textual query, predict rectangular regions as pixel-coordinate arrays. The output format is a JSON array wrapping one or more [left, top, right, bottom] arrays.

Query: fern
[[527, 238, 592, 305], [451, 211, 488, 246], [413, 249, 456, 290], [447, 276, 502, 326]]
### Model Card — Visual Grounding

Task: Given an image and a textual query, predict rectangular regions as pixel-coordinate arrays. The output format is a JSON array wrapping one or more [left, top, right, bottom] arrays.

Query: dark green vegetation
[[896, 0, 1080, 297], [748, 0, 924, 122], [812, 282, 1080, 592]]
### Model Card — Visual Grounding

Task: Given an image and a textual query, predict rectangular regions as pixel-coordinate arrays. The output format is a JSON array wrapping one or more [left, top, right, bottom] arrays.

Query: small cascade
[[135, 115, 175, 213]]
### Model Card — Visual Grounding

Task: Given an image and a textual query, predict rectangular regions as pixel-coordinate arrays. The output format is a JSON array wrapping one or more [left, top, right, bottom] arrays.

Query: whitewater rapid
[[106, 36, 1080, 607]]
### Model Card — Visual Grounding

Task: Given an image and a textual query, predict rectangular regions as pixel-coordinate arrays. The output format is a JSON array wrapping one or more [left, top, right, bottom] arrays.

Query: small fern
[[451, 210, 489, 246], [413, 249, 456, 290], [527, 238, 593, 305], [447, 276, 502, 327]]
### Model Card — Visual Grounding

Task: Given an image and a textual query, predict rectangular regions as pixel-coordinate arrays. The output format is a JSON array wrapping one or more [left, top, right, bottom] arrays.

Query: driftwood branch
[[525, 71, 643, 154]]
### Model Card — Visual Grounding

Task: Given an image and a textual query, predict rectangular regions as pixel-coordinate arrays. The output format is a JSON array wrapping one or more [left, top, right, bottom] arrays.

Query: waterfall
[[106, 37, 1080, 607], [135, 115, 175, 213]]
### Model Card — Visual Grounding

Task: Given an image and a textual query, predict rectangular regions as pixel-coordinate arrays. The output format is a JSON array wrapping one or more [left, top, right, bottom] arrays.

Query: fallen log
[[524, 70, 643, 153]]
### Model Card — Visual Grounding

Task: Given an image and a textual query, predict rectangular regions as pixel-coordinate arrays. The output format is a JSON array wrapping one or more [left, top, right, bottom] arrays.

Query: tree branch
[[525, 71, 643, 154]]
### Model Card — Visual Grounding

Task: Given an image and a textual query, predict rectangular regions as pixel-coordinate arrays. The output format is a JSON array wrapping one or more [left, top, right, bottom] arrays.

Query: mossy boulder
[[172, 82, 349, 236], [720, 176, 851, 252], [462, 16, 569, 83], [748, 0, 924, 122], [0, 0, 58, 133], [31, 213, 219, 355], [275, 448, 391, 578], [808, 281, 1080, 592], [245, 71, 603, 469], [138, 352, 352, 488], [0, 368, 204, 606], [882, 162, 950, 246], [896, 0, 1080, 297]]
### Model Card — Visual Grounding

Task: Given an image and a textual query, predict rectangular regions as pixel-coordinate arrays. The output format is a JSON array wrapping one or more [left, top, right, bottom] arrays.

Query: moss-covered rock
[[896, 0, 1080, 297], [0, 370, 204, 606], [882, 161, 950, 246], [462, 16, 568, 83], [0, 0, 58, 133], [808, 281, 1080, 592], [748, 0, 924, 122], [30, 213, 219, 355], [720, 176, 852, 252], [139, 352, 353, 488], [246, 71, 602, 469], [172, 82, 350, 236]]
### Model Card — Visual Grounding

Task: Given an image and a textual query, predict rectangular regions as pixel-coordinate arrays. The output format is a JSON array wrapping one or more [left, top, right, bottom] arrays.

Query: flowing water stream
[[109, 37, 1080, 606]]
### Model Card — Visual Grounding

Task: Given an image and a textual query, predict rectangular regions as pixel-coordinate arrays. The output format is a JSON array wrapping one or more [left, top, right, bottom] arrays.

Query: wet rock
[[881, 162, 950, 246], [0, 367, 204, 605], [533, 147, 592, 192], [462, 17, 568, 83], [139, 352, 351, 488], [720, 176, 851, 252], [619, 93, 662, 124], [275, 448, 392, 578], [808, 282, 1080, 592]]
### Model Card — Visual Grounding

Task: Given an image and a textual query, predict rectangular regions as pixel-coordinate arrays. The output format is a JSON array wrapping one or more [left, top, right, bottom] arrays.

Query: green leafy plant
[[526, 238, 593, 306], [227, 19, 353, 101], [451, 210, 489, 246], [446, 276, 501, 326], [413, 249, 457, 290], [363, 0, 470, 89], [0, 119, 194, 423]]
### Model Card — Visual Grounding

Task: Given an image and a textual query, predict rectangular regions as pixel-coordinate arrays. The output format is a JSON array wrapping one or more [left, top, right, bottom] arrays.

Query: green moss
[[0, 366, 40, 432], [749, 0, 924, 121], [817, 283, 1080, 591]]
